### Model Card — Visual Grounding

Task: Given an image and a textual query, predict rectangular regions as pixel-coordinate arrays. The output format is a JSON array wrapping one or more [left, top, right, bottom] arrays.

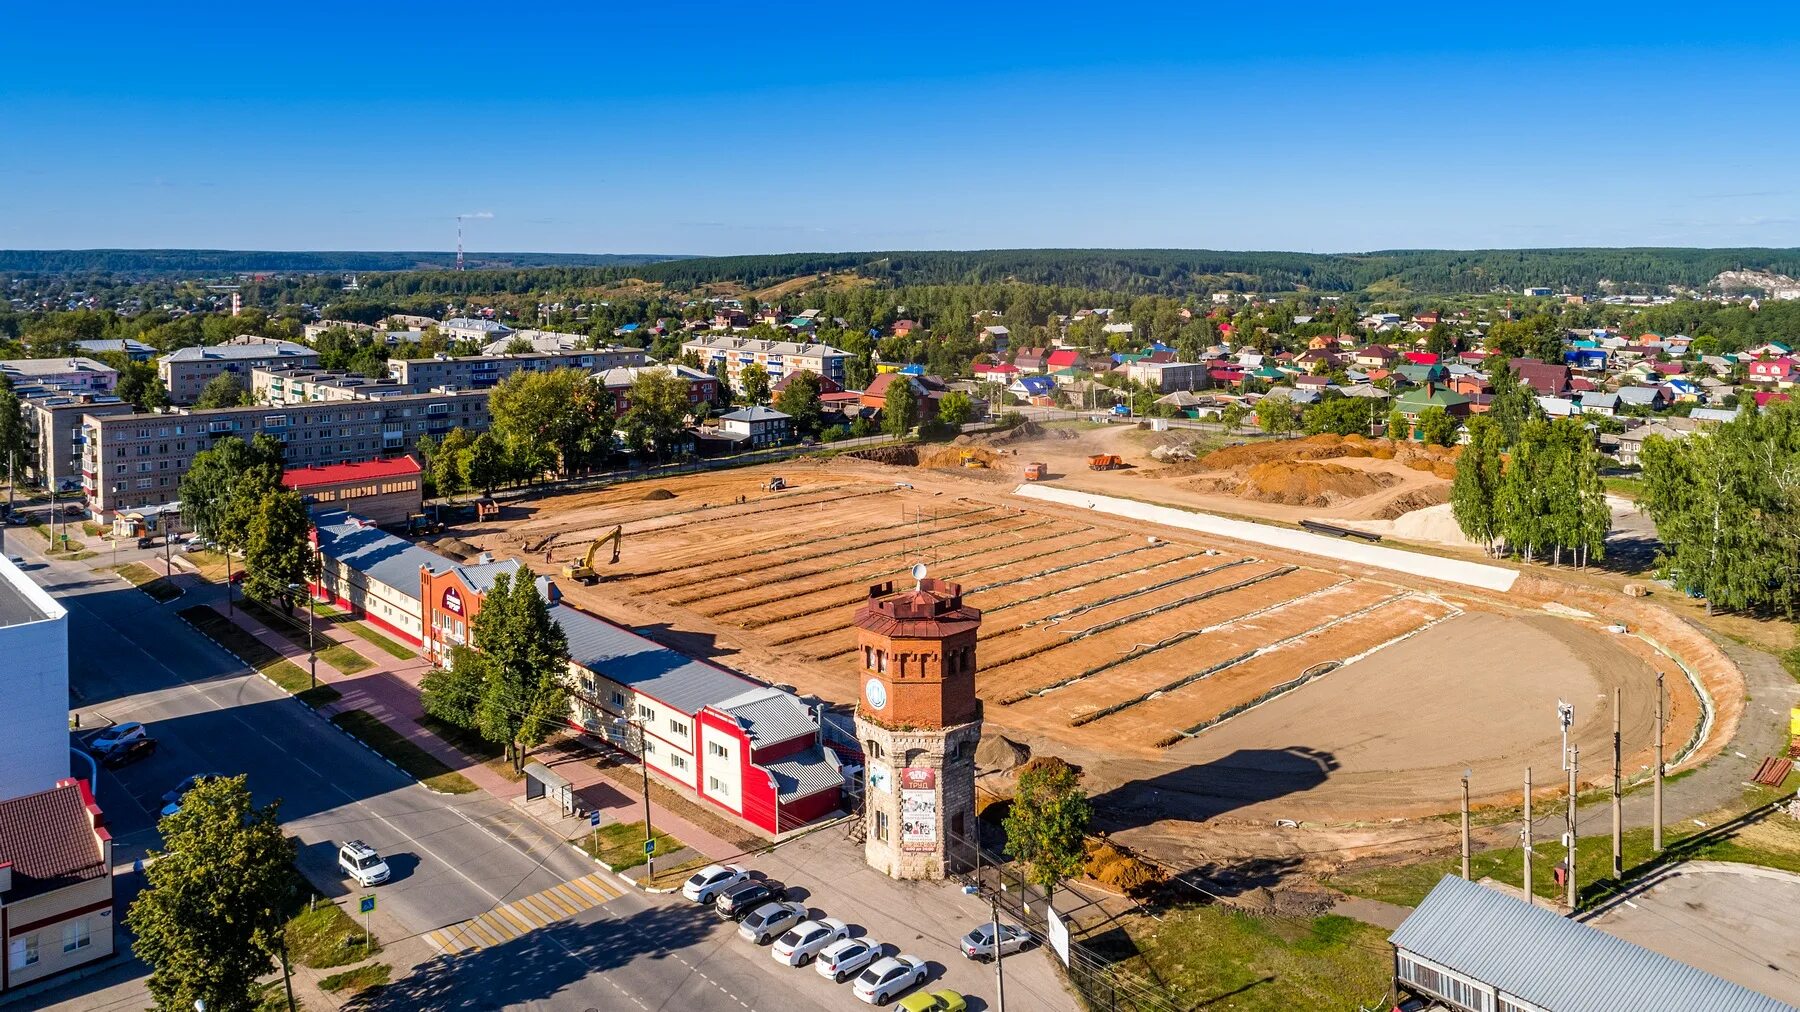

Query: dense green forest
[[0, 249, 687, 275]]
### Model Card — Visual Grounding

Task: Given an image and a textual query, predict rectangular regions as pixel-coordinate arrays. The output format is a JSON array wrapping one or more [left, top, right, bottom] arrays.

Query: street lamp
[[286, 583, 317, 690]]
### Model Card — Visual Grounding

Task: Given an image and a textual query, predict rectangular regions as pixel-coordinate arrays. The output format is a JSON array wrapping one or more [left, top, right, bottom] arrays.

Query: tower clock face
[[864, 677, 887, 710]]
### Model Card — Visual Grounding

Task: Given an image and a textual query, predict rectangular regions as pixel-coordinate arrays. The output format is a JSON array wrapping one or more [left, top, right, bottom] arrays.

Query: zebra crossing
[[424, 872, 624, 956]]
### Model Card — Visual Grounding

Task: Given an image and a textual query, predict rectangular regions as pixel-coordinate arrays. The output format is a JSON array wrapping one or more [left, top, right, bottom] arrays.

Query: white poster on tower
[[899, 767, 938, 851]]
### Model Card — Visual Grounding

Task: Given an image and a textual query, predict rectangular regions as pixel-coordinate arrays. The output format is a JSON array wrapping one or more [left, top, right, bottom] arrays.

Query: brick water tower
[[852, 564, 983, 880]]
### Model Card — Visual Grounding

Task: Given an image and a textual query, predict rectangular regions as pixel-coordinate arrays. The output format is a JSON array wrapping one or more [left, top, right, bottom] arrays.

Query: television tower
[[455, 215, 465, 272]]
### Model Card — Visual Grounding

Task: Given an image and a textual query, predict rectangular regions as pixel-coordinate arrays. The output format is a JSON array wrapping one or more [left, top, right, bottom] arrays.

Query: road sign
[[360, 895, 376, 915], [590, 810, 602, 827], [644, 839, 656, 855]]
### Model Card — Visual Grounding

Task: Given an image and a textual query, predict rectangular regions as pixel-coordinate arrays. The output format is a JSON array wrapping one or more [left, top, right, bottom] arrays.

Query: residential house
[[1615, 386, 1668, 412], [1392, 384, 1472, 435], [1508, 358, 1572, 397], [715, 406, 793, 448], [1579, 392, 1619, 417], [1661, 378, 1702, 403], [1044, 349, 1081, 372], [1124, 360, 1207, 393], [972, 362, 1020, 383], [1748, 358, 1797, 387], [1011, 348, 1048, 373], [1353, 345, 1399, 370], [1009, 375, 1058, 405]]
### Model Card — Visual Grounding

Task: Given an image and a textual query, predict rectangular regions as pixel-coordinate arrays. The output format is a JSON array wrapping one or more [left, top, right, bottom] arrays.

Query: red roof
[[283, 455, 422, 489], [1404, 352, 1440, 365], [0, 780, 108, 901], [1755, 391, 1792, 407], [974, 362, 1020, 375], [1045, 349, 1081, 369]]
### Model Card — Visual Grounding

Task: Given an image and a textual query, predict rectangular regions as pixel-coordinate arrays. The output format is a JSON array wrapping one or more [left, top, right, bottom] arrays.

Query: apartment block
[[679, 335, 848, 392], [20, 392, 136, 492], [252, 367, 410, 405], [81, 389, 489, 515], [386, 349, 647, 391], [0, 357, 116, 395], [158, 338, 319, 403]]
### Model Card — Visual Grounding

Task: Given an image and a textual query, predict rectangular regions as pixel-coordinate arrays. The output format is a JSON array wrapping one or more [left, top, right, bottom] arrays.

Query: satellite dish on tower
[[911, 562, 928, 588]]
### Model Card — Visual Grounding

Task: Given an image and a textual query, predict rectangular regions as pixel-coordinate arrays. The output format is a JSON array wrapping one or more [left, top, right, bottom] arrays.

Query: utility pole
[[1523, 767, 1533, 906], [1566, 743, 1579, 910], [1460, 769, 1471, 880], [1654, 671, 1666, 853], [1612, 686, 1623, 881], [991, 882, 1007, 1012]]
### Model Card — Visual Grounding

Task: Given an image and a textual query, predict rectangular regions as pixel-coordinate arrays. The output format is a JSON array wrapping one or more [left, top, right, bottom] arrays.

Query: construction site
[[456, 423, 1743, 870]]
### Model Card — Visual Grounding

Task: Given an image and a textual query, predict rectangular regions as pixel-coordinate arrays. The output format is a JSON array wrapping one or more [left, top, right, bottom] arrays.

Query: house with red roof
[[1748, 358, 1797, 387], [1404, 351, 1440, 366], [972, 361, 1020, 382], [0, 779, 115, 993], [1508, 358, 1572, 397], [1045, 349, 1082, 371]]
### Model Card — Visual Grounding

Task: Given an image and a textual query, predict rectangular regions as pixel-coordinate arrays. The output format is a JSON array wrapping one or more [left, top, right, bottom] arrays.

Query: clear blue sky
[[4, 2, 1798, 256]]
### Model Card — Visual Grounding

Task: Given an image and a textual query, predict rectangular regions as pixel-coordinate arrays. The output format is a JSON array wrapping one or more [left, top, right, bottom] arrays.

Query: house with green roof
[[1392, 384, 1472, 439]]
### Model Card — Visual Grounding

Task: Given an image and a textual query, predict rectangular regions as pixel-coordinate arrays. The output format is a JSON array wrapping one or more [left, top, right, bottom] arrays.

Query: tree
[[460, 571, 571, 770], [1256, 397, 1298, 437], [0, 379, 27, 481], [882, 377, 918, 437], [465, 431, 510, 494], [422, 645, 491, 728], [1387, 408, 1410, 441], [773, 370, 824, 436], [488, 368, 605, 479], [179, 433, 283, 545], [194, 370, 250, 409], [1003, 757, 1092, 902], [1417, 405, 1460, 447], [1303, 396, 1377, 436], [1486, 360, 1543, 448], [242, 489, 317, 607], [739, 362, 771, 405], [128, 776, 296, 1012], [433, 427, 472, 500], [1219, 402, 1248, 434], [1451, 415, 1504, 554], [937, 390, 975, 428], [114, 360, 171, 412], [621, 368, 691, 461]]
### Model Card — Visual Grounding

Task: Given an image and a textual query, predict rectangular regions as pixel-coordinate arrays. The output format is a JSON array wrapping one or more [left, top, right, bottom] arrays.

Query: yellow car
[[897, 990, 966, 1012]]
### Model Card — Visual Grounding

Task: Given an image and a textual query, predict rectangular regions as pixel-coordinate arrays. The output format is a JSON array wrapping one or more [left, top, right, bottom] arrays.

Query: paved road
[[20, 542, 1040, 1011]]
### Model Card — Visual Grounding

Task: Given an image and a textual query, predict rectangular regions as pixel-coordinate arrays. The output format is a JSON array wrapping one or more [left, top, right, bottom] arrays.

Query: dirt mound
[[976, 734, 1031, 772], [846, 446, 919, 466], [431, 536, 482, 560], [958, 420, 1075, 448], [921, 446, 1002, 469], [641, 488, 676, 501], [1373, 485, 1453, 519], [1193, 461, 1402, 508]]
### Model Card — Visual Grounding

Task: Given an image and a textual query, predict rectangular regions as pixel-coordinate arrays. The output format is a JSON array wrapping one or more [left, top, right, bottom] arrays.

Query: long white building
[[679, 336, 849, 392], [0, 555, 69, 800]]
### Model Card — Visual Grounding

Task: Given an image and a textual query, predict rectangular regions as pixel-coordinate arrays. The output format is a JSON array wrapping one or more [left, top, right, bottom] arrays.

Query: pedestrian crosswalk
[[424, 872, 624, 956]]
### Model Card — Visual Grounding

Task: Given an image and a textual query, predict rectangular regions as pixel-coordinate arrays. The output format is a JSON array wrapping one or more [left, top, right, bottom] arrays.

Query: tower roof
[[854, 577, 981, 639]]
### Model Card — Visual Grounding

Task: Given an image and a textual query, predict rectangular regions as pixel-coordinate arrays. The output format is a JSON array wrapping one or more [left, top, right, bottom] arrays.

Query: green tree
[[114, 360, 171, 412], [1002, 757, 1093, 902], [470, 571, 571, 770], [128, 776, 297, 1012], [1387, 408, 1410, 441], [1451, 415, 1504, 554], [465, 431, 510, 494], [882, 377, 919, 437], [242, 489, 317, 607], [488, 368, 600, 478], [179, 434, 283, 545], [433, 427, 472, 500], [1485, 360, 1543, 448], [621, 368, 692, 461], [194, 370, 251, 409], [937, 390, 976, 428], [1256, 396, 1298, 437], [422, 645, 491, 728], [773, 370, 824, 436], [1219, 402, 1248, 433], [0, 379, 28, 481], [738, 362, 771, 405], [1303, 396, 1376, 436], [1417, 405, 1460, 447]]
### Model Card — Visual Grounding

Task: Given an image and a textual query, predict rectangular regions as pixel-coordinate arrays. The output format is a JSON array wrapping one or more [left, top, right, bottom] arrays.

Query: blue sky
[[4, 2, 1798, 255]]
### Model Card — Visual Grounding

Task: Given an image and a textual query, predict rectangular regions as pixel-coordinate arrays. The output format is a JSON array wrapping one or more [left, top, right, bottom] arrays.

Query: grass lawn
[[240, 598, 373, 675], [286, 900, 382, 969], [1329, 776, 1800, 909], [571, 821, 681, 870], [183, 548, 232, 581], [111, 562, 182, 602], [319, 962, 391, 994], [1087, 908, 1393, 1012], [345, 620, 416, 659], [178, 606, 341, 707], [331, 709, 478, 794], [81, 521, 106, 538]]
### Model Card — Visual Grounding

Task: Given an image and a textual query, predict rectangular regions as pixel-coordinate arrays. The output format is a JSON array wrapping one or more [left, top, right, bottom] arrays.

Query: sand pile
[[920, 446, 1002, 469], [1239, 461, 1402, 507], [1373, 485, 1452, 519], [641, 488, 676, 501], [846, 446, 920, 466]]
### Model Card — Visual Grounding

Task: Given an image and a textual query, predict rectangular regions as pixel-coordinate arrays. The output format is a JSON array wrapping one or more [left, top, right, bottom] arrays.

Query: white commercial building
[[0, 556, 69, 800]]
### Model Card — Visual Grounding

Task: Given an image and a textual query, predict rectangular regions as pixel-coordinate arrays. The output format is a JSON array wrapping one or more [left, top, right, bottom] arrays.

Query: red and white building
[[284, 456, 424, 528], [1748, 357, 1797, 387]]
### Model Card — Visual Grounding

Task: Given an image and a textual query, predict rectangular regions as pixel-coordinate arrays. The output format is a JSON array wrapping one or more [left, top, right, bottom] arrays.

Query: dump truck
[[475, 497, 501, 521], [1023, 462, 1047, 481], [1088, 454, 1124, 471], [561, 526, 622, 585]]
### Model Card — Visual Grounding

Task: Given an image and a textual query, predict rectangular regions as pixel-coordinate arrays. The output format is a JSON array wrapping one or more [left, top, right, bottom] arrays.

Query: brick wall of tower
[[853, 626, 979, 729]]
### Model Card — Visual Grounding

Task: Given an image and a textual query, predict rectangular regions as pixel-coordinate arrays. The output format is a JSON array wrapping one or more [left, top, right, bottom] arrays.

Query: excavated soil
[[1190, 461, 1404, 508]]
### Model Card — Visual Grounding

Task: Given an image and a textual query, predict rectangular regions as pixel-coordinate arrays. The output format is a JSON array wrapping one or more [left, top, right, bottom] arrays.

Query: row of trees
[[1639, 402, 1800, 616], [1451, 414, 1611, 565], [421, 570, 570, 770], [177, 433, 318, 604]]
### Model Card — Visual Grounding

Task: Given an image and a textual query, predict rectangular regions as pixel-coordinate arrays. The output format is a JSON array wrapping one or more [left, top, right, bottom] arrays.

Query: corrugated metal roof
[[764, 748, 843, 802], [1390, 876, 1798, 1012], [313, 510, 455, 602], [713, 685, 817, 747], [553, 604, 754, 716]]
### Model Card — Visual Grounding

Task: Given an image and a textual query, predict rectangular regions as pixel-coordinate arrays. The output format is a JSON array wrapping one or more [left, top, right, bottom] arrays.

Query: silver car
[[737, 901, 807, 945]]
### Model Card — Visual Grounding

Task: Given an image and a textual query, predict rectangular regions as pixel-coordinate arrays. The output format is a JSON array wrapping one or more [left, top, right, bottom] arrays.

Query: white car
[[771, 917, 849, 967], [90, 721, 147, 753], [681, 864, 748, 904], [815, 936, 881, 983], [337, 840, 391, 887], [853, 954, 926, 1005], [737, 901, 807, 945], [960, 922, 1031, 960]]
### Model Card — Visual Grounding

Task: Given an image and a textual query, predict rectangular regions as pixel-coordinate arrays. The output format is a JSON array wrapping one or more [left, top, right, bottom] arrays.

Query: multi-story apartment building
[[251, 367, 411, 405], [438, 317, 513, 343], [386, 349, 647, 391], [679, 335, 849, 393], [0, 357, 117, 395], [595, 363, 718, 414], [480, 329, 590, 355], [20, 392, 135, 492], [158, 338, 319, 403], [81, 388, 489, 515]]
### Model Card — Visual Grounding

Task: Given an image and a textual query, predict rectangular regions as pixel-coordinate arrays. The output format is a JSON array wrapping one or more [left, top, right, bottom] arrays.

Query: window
[[637, 703, 653, 720], [708, 741, 728, 758], [642, 738, 656, 755], [865, 740, 885, 760], [9, 934, 38, 969], [874, 810, 889, 842], [62, 920, 91, 952], [708, 775, 727, 795], [611, 691, 625, 708], [669, 719, 688, 738], [669, 753, 687, 771]]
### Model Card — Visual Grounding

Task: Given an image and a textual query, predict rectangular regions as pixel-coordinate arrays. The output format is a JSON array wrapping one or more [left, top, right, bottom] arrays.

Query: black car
[[99, 737, 158, 769], [714, 879, 786, 920]]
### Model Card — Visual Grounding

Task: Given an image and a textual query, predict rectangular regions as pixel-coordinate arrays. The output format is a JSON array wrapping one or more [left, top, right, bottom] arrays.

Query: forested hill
[[10, 246, 1800, 296], [0, 249, 690, 275]]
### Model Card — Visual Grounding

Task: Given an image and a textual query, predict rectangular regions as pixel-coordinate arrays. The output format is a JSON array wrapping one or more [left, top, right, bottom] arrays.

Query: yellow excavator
[[561, 526, 622, 585]]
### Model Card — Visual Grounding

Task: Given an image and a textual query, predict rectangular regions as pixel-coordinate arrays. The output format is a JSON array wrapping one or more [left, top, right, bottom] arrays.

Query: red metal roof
[[283, 455, 422, 489], [0, 780, 107, 902], [1045, 349, 1080, 369]]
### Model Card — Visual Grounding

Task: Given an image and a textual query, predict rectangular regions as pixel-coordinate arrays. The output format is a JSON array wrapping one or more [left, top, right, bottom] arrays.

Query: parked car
[[99, 737, 157, 769], [715, 879, 786, 920], [816, 937, 882, 983], [737, 901, 807, 945], [681, 864, 748, 904], [770, 917, 849, 967], [853, 954, 927, 1005], [162, 773, 226, 805], [6, 514, 28, 526], [898, 990, 967, 1012], [338, 840, 391, 886], [136, 536, 155, 549], [89, 721, 147, 753], [959, 922, 1032, 960]]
